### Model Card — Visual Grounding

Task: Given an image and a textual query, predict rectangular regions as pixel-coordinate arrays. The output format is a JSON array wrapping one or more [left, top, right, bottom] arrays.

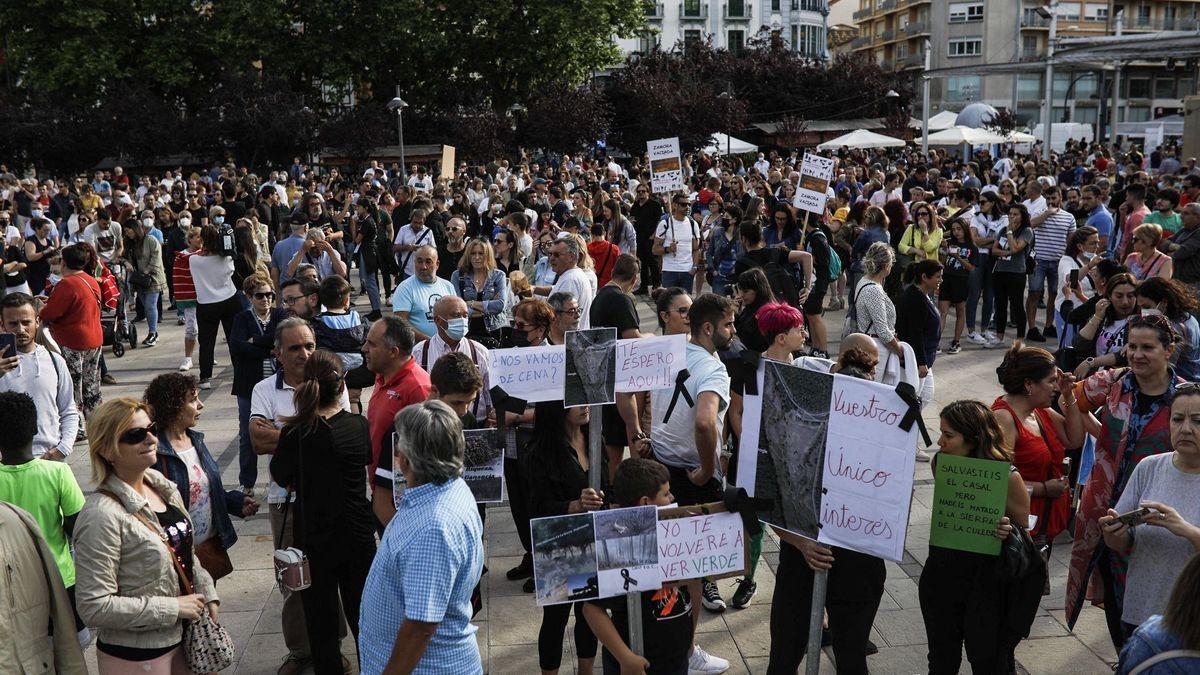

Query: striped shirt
[[1033, 209, 1077, 261]]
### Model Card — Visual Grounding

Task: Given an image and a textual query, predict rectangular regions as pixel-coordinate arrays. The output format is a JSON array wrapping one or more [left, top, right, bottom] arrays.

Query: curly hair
[[143, 373, 199, 429]]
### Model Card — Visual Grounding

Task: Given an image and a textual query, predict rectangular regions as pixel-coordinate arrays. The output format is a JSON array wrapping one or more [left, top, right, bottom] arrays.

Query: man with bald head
[[412, 295, 492, 424], [390, 244, 454, 341]]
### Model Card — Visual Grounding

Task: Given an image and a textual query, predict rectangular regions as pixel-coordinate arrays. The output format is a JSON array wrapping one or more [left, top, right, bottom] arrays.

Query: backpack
[[761, 249, 801, 308], [807, 229, 841, 281]]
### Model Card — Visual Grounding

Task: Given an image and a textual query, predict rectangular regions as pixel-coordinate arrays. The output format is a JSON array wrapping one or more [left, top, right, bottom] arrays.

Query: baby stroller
[[101, 260, 137, 357]]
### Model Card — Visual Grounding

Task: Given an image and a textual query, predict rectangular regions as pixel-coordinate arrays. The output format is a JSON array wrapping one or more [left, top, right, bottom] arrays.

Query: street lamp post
[[388, 96, 409, 182], [1038, 1, 1058, 161], [920, 39, 931, 156]]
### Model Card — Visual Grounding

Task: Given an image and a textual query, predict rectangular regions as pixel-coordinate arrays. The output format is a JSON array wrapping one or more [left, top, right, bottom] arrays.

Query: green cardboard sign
[[929, 454, 1010, 555]]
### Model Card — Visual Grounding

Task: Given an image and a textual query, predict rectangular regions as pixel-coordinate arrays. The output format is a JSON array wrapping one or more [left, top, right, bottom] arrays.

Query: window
[[1017, 105, 1041, 126], [1074, 107, 1099, 124], [797, 24, 823, 56], [683, 0, 701, 17], [728, 29, 745, 55], [791, 25, 799, 51], [1155, 76, 1176, 99], [772, 0, 781, 10], [1058, 2, 1081, 20], [684, 29, 702, 51], [1127, 77, 1151, 99], [946, 75, 981, 102], [1021, 34, 1039, 58], [1164, 6, 1177, 29], [947, 37, 982, 57], [1085, 4, 1108, 20], [1136, 4, 1151, 26], [1018, 74, 1042, 99], [728, 0, 747, 17], [1127, 107, 1151, 123], [948, 2, 984, 22], [896, 42, 909, 59], [1074, 73, 1098, 99]]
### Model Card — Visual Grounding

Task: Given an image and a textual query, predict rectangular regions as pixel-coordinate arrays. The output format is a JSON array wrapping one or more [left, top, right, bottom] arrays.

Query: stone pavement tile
[[253, 588, 286, 635], [490, 641, 570, 674], [1015, 635, 1114, 674], [1028, 613, 1071, 638], [236, 632, 289, 674], [872, 607, 928, 647], [882, 575, 921, 611], [486, 531, 529, 557], [486, 556, 532, 598], [221, 609, 265, 660], [487, 594, 544, 646], [228, 531, 276, 571], [866, 644, 931, 674], [475, 621, 489, 672], [217, 568, 277, 614], [721, 604, 772, 658], [1065, 607, 1119, 665], [695, 605, 730, 633], [485, 507, 517, 534]]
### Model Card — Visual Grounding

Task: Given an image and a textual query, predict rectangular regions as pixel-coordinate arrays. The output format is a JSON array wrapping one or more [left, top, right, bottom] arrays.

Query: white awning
[[816, 129, 907, 151]]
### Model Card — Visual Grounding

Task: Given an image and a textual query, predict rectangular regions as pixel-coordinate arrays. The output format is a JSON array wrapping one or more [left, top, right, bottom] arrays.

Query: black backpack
[[761, 249, 801, 308]]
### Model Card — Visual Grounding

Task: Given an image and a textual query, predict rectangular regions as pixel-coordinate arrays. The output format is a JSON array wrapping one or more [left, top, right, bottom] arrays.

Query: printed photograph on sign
[[462, 428, 504, 503], [798, 173, 829, 195], [593, 506, 661, 597], [564, 327, 617, 407], [532, 512, 599, 606], [755, 361, 831, 539]]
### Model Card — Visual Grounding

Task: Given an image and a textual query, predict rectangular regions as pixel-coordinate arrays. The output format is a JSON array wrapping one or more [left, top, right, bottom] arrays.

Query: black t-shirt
[[732, 246, 788, 281], [589, 285, 639, 336], [592, 586, 694, 674], [439, 246, 464, 281]]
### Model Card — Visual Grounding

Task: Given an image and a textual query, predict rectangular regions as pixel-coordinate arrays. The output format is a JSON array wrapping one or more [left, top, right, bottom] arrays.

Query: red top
[[587, 240, 620, 287], [991, 397, 1069, 539], [40, 273, 103, 350], [172, 250, 199, 304], [366, 357, 431, 483]]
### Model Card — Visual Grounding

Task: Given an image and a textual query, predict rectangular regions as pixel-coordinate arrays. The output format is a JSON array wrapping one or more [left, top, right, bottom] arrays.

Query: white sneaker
[[966, 332, 987, 345], [984, 331, 998, 341], [916, 448, 932, 462], [688, 644, 730, 674], [983, 338, 1007, 350], [199, 379, 212, 390], [178, 357, 193, 371]]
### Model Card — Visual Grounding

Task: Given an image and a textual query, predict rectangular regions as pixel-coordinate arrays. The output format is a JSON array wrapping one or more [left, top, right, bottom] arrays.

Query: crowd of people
[[0, 138, 1198, 674]]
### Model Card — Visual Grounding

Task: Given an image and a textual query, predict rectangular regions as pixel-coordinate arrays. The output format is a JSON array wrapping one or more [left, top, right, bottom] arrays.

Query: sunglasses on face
[[556, 307, 582, 317], [119, 424, 157, 445], [253, 291, 276, 300]]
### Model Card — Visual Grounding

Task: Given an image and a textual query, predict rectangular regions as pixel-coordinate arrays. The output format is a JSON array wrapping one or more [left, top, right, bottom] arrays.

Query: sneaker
[[866, 638, 879, 655], [700, 580, 726, 613], [984, 330, 998, 341], [199, 379, 212, 390], [75, 429, 88, 444], [935, 345, 943, 354], [522, 577, 535, 593], [101, 373, 118, 385], [506, 553, 533, 580], [1026, 327, 1046, 342], [947, 341, 962, 354], [277, 653, 311, 675], [983, 337, 1007, 349], [916, 448, 932, 462], [177, 316, 185, 326], [1044, 324, 1058, 338], [967, 331, 987, 345], [178, 357, 193, 371], [688, 644, 730, 674], [730, 578, 757, 609], [141, 332, 158, 347]]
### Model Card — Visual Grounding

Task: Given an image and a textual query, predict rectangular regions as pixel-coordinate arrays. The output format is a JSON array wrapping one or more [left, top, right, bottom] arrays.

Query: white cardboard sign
[[615, 334, 687, 393], [793, 153, 835, 214], [487, 345, 565, 403], [648, 137, 684, 194]]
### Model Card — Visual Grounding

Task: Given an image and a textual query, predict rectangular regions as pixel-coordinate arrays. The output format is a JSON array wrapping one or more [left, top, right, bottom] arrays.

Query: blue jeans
[[1027, 258, 1059, 297], [966, 253, 993, 332], [237, 394, 256, 489], [711, 274, 731, 297], [358, 253, 381, 312], [142, 291, 161, 334], [660, 270, 693, 290]]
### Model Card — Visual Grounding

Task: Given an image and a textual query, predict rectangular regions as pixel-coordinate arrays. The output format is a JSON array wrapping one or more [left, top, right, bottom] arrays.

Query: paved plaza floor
[[69, 295, 1119, 674]]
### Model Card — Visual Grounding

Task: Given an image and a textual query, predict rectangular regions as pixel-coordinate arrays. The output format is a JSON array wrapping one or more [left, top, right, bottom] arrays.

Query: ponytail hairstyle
[[939, 400, 1012, 462], [281, 349, 345, 434], [995, 341, 1056, 396], [904, 258, 943, 286]]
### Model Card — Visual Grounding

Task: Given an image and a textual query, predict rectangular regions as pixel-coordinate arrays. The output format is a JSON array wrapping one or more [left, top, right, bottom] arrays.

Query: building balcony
[[851, 35, 873, 49], [879, 58, 895, 70], [679, 2, 708, 20], [877, 0, 896, 11], [896, 0, 931, 7], [1125, 17, 1200, 31], [1020, 49, 1045, 61], [852, 7, 874, 21], [903, 21, 929, 35], [899, 53, 924, 68], [723, 2, 752, 20], [646, 2, 664, 20], [881, 28, 895, 40], [1021, 15, 1050, 28]]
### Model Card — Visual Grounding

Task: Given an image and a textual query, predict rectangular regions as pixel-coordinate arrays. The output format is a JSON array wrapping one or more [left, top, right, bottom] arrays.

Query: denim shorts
[[1027, 259, 1058, 296]]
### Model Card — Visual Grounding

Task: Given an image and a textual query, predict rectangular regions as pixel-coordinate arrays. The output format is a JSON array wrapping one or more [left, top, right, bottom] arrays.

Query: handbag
[[97, 489, 236, 673], [130, 267, 155, 291], [272, 437, 312, 593], [194, 538, 233, 581]]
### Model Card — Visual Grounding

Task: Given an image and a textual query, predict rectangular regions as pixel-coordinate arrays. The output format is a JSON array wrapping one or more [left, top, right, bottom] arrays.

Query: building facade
[[843, 0, 1199, 128], [615, 0, 831, 59]]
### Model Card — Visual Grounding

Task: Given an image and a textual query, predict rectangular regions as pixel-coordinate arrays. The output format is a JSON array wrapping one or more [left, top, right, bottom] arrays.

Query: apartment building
[[615, 0, 831, 58], [841, 0, 1199, 127]]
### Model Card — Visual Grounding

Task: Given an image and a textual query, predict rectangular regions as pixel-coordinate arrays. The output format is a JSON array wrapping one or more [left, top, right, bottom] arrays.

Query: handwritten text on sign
[[816, 375, 917, 562], [615, 334, 687, 393], [794, 153, 835, 214], [487, 345, 565, 403], [930, 454, 1008, 555], [658, 512, 745, 582]]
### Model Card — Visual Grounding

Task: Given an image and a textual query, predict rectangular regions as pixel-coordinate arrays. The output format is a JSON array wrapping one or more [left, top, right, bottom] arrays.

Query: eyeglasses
[[556, 307, 583, 317], [282, 295, 306, 306], [253, 291, 276, 300], [119, 424, 157, 445], [669, 307, 690, 317], [672, 201, 689, 208]]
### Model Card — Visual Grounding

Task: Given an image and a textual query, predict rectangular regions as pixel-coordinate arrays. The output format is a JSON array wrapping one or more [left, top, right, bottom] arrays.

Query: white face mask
[[142, 218, 154, 228], [1080, 251, 1096, 261]]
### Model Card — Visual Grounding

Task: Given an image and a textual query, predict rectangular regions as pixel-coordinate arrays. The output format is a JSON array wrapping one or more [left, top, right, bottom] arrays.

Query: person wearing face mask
[[122, 219, 166, 346], [1054, 227, 1100, 350], [412, 295, 493, 425]]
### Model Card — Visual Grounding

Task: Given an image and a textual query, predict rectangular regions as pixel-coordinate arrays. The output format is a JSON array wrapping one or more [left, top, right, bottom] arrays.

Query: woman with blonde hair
[[899, 201, 943, 267], [74, 398, 219, 674], [450, 238, 511, 346], [1124, 223, 1173, 281]]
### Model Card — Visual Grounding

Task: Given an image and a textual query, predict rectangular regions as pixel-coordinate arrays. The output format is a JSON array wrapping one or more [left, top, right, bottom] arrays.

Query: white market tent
[[926, 125, 1027, 146], [705, 133, 759, 155], [926, 110, 959, 131], [815, 129, 906, 151]]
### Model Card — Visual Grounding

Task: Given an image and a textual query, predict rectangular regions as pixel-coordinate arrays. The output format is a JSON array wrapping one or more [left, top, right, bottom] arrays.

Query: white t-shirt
[[407, 175, 433, 192], [650, 343, 731, 473], [1022, 196, 1048, 219], [83, 223, 123, 262], [551, 267, 594, 330], [1054, 255, 1095, 317], [971, 214, 1008, 254], [176, 445, 213, 544], [392, 224, 434, 277], [188, 254, 237, 304], [995, 157, 1014, 181], [654, 216, 698, 273]]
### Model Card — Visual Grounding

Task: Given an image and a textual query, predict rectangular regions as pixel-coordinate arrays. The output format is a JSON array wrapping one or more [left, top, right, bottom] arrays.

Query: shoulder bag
[[96, 489, 236, 673], [272, 436, 312, 594]]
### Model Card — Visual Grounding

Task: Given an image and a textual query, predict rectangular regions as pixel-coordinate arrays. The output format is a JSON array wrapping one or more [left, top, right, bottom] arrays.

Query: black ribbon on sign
[[740, 351, 762, 396], [620, 568, 638, 591], [661, 369, 693, 424], [723, 486, 772, 538], [489, 385, 528, 415], [893, 381, 932, 448]]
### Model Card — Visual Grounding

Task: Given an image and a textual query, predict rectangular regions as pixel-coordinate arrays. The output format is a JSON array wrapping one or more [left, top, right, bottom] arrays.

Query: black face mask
[[511, 328, 531, 347]]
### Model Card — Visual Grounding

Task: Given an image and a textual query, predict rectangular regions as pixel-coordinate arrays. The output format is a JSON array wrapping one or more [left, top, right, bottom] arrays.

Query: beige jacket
[[74, 469, 218, 650], [0, 501, 86, 673]]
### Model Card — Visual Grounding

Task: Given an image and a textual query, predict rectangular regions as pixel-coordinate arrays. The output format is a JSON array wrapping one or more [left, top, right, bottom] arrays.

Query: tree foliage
[[984, 108, 1019, 137]]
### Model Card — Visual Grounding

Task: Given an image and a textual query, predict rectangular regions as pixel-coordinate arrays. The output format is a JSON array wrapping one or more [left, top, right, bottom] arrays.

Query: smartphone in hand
[[1114, 507, 1153, 527], [0, 333, 15, 358]]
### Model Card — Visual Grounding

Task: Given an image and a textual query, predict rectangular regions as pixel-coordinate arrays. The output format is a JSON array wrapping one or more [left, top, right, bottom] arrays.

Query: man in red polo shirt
[[362, 315, 430, 522]]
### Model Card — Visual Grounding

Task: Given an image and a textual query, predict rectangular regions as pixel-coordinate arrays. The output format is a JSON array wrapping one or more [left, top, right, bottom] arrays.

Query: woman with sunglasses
[[75, 398, 219, 675], [494, 228, 523, 276], [1066, 314, 1185, 648], [898, 201, 943, 270], [1124, 223, 1174, 281], [271, 350, 376, 674], [229, 273, 287, 496]]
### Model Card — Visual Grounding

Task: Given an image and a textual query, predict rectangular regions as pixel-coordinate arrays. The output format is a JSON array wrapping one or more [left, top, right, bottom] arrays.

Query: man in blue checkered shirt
[[359, 400, 484, 674]]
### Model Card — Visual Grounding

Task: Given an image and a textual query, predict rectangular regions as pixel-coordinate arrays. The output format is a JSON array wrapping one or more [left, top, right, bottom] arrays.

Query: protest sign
[[487, 345, 565, 403], [930, 454, 1009, 555], [439, 145, 456, 180], [648, 137, 684, 194], [462, 429, 504, 503], [656, 505, 747, 583], [532, 506, 662, 606], [738, 361, 918, 561], [565, 327, 617, 408], [793, 154, 835, 214], [615, 334, 687, 393]]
